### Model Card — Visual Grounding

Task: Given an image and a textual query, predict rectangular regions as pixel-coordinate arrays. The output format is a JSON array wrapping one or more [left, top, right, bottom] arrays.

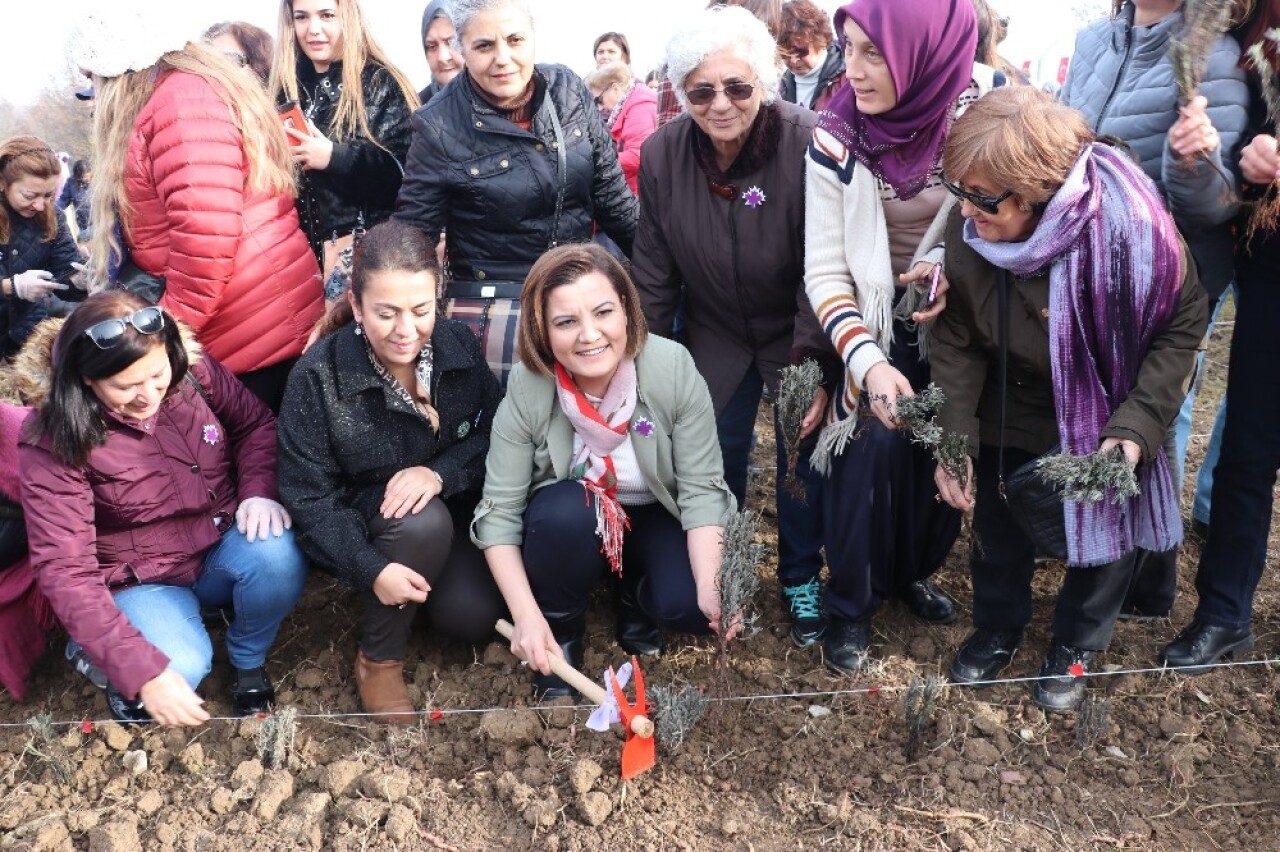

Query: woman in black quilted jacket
[[394, 0, 638, 386]]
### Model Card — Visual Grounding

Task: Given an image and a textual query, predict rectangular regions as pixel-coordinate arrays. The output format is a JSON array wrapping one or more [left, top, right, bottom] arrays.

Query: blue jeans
[[1174, 286, 1232, 504], [90, 527, 307, 690]]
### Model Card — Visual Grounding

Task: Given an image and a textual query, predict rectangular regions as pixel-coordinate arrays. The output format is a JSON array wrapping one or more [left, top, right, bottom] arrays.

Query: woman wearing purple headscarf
[[932, 87, 1205, 712], [802, 0, 992, 675]]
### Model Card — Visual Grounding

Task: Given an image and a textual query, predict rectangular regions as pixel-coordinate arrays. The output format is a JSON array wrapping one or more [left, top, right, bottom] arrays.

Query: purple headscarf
[[816, 0, 977, 199]]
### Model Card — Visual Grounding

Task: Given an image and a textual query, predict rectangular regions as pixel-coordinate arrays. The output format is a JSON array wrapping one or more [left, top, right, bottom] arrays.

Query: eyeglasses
[[940, 175, 1015, 215], [785, 43, 810, 60], [684, 80, 758, 106], [223, 51, 249, 68], [83, 307, 166, 349]]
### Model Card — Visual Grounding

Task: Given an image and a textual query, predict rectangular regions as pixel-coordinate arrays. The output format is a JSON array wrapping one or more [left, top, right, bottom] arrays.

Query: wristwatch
[[430, 469, 444, 489]]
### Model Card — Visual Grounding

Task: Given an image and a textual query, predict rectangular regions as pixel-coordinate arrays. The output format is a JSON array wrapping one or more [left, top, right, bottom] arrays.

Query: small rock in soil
[[136, 790, 164, 816], [210, 788, 237, 815], [254, 769, 295, 820], [358, 767, 412, 802], [1104, 745, 1128, 760], [962, 737, 1001, 766], [87, 818, 140, 852], [384, 803, 417, 842], [1159, 713, 1193, 739], [232, 758, 265, 789], [807, 705, 831, 718], [569, 758, 603, 795], [97, 722, 132, 752], [321, 759, 362, 797], [121, 749, 147, 775], [479, 709, 541, 747], [577, 791, 612, 827], [178, 742, 205, 774], [999, 770, 1026, 785], [968, 702, 1003, 737]]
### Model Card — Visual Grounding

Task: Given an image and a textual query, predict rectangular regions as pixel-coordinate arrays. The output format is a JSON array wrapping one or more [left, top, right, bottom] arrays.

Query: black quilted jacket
[[0, 207, 80, 355], [394, 65, 638, 287], [291, 59, 414, 260]]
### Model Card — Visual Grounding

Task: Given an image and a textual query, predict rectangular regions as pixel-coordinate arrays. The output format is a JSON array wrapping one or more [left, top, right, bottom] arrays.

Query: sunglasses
[[940, 175, 1015, 215], [684, 80, 757, 106], [83, 307, 166, 349]]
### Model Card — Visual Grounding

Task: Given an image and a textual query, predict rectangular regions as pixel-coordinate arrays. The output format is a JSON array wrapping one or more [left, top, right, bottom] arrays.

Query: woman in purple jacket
[[19, 291, 306, 726]]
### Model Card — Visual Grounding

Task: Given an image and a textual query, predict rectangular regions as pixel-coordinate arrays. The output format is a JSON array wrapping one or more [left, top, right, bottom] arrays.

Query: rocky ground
[[3, 299, 1279, 851]]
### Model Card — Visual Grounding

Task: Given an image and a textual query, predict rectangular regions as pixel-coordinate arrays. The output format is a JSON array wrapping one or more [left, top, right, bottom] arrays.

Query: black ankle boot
[[533, 612, 586, 700], [612, 578, 664, 657]]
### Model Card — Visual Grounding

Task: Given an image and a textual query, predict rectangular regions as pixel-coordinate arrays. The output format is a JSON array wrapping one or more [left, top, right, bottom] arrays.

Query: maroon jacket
[[19, 356, 277, 699]]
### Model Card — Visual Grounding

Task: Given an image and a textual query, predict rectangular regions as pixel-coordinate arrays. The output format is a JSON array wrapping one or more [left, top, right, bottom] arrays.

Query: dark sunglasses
[[684, 80, 757, 106], [940, 175, 1015, 214], [84, 307, 166, 349]]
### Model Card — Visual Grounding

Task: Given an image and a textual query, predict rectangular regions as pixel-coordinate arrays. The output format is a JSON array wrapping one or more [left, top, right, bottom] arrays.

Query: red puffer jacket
[[19, 355, 278, 699], [612, 84, 658, 196], [125, 70, 322, 375]]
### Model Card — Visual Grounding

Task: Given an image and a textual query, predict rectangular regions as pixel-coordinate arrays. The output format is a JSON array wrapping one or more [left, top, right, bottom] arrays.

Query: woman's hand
[[507, 610, 563, 675], [862, 362, 915, 430], [138, 668, 210, 727], [934, 456, 975, 511], [286, 123, 334, 172], [12, 270, 66, 302], [1240, 133, 1280, 186], [1169, 95, 1220, 159], [900, 261, 949, 323], [799, 387, 829, 440], [695, 573, 742, 640], [236, 497, 292, 542], [380, 466, 443, 519], [372, 562, 431, 607], [1099, 437, 1142, 467]]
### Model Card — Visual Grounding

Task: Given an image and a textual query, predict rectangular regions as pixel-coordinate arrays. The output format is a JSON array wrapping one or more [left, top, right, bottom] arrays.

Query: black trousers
[[1193, 244, 1280, 629], [236, 357, 297, 416], [360, 498, 505, 660], [822, 319, 961, 622], [970, 445, 1139, 650], [522, 480, 710, 635]]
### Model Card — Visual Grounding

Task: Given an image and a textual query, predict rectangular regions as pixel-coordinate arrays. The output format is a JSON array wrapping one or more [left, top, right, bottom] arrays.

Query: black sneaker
[[823, 617, 870, 675], [1032, 643, 1096, 713], [900, 580, 957, 625], [106, 686, 153, 725], [781, 578, 827, 647], [950, 628, 1021, 684], [231, 667, 275, 716], [66, 642, 107, 690]]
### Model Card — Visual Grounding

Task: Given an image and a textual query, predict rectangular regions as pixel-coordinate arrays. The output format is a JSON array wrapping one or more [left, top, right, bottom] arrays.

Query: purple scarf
[[815, 0, 977, 199], [963, 143, 1184, 566]]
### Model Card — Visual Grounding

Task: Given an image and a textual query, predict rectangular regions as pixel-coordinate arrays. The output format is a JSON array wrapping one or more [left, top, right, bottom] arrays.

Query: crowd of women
[[0, 0, 1277, 727]]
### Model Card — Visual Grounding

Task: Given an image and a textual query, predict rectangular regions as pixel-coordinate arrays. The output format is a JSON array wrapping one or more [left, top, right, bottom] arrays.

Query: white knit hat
[[69, 2, 197, 78]]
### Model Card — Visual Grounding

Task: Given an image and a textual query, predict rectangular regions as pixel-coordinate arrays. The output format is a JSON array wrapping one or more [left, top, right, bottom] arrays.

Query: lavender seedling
[[1247, 29, 1280, 240], [649, 685, 709, 752], [776, 360, 823, 498], [24, 714, 72, 783], [717, 510, 764, 654], [903, 676, 943, 762], [1035, 447, 1140, 504], [1076, 694, 1112, 751], [256, 707, 298, 769]]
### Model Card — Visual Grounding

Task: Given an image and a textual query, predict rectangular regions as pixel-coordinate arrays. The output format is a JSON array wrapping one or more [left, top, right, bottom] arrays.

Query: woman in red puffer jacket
[[586, 62, 659, 197], [74, 11, 321, 411]]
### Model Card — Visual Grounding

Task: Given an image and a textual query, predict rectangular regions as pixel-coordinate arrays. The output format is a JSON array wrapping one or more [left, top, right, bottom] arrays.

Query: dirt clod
[[86, 819, 139, 852], [962, 737, 1001, 766], [254, 769, 294, 820], [577, 791, 612, 827], [320, 759, 362, 798], [568, 758, 603, 795], [97, 722, 132, 752], [478, 709, 541, 747]]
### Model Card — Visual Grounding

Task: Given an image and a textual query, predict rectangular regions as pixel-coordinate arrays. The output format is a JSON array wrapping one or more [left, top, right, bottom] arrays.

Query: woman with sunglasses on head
[[205, 21, 275, 86], [801, 0, 993, 674], [18, 291, 307, 726], [271, 0, 418, 295], [0, 136, 82, 359], [71, 6, 321, 413], [931, 87, 1206, 711], [632, 5, 840, 660], [394, 0, 637, 385], [277, 221, 505, 725]]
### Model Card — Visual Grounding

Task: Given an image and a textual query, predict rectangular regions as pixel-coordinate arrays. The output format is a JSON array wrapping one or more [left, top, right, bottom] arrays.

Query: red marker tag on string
[[430, 709, 444, 723], [81, 719, 93, 734], [1068, 663, 1086, 678]]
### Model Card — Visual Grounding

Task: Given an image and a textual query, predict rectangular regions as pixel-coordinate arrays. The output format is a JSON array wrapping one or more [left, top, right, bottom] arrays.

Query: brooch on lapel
[[632, 417, 655, 438], [201, 424, 220, 446], [741, 186, 766, 208], [457, 420, 471, 439]]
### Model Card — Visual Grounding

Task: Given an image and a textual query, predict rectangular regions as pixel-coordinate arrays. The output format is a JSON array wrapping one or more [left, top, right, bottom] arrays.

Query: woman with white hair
[[631, 5, 840, 660], [394, 0, 637, 385]]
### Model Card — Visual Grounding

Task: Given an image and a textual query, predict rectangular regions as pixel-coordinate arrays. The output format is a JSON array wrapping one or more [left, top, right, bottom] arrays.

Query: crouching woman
[[19, 291, 306, 725], [277, 221, 506, 725], [473, 243, 737, 698]]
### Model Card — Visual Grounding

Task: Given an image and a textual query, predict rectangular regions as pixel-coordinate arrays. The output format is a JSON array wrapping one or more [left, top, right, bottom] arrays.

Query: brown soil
[[4, 298, 1280, 851]]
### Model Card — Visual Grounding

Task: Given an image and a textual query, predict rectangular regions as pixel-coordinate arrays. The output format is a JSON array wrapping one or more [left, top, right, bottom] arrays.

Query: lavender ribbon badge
[[201, 424, 220, 446]]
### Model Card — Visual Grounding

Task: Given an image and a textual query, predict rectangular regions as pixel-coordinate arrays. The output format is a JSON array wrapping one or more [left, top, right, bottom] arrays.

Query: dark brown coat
[[932, 208, 1208, 461]]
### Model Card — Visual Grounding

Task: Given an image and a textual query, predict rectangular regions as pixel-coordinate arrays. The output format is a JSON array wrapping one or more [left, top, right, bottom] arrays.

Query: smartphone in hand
[[278, 101, 312, 138]]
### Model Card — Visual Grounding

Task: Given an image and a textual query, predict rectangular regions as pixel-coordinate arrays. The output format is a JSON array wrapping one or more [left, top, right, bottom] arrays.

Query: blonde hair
[[942, 86, 1093, 208], [584, 61, 632, 93], [89, 43, 297, 285], [0, 135, 61, 244], [269, 0, 419, 144]]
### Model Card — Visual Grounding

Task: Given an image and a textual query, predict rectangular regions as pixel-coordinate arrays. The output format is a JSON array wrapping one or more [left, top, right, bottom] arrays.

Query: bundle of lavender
[[1246, 28, 1280, 240], [879, 383, 972, 492], [1169, 0, 1236, 106], [775, 360, 823, 498], [1034, 446, 1140, 504]]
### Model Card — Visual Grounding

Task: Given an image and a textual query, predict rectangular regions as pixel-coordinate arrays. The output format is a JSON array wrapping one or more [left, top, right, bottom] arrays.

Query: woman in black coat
[[393, 0, 638, 384], [277, 221, 504, 725]]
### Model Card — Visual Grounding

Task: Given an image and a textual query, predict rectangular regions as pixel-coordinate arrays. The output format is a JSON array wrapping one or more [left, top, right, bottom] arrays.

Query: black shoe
[[1032, 643, 1096, 713], [1188, 517, 1210, 544], [534, 614, 585, 700], [106, 686, 153, 725], [950, 628, 1021, 684], [900, 580, 957, 625], [781, 578, 827, 647], [613, 583, 664, 657], [1160, 621, 1255, 674], [231, 667, 275, 716], [823, 617, 870, 675]]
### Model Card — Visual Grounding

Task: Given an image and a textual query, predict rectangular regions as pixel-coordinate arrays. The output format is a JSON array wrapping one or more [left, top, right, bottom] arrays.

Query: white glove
[[13, 270, 66, 302], [235, 496, 293, 543]]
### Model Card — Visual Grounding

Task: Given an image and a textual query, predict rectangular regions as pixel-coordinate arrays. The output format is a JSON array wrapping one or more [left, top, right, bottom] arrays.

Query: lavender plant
[[1169, 0, 1236, 106], [1246, 29, 1280, 240], [776, 360, 823, 498], [718, 511, 764, 648], [256, 707, 298, 769], [1034, 447, 1140, 504], [649, 685, 710, 752], [903, 676, 943, 762]]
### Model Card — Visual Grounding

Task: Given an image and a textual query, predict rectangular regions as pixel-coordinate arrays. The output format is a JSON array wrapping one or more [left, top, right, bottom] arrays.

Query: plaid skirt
[[444, 296, 520, 387]]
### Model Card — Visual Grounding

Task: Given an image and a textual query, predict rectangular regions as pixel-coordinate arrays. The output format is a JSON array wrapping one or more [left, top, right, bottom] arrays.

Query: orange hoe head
[[610, 656, 656, 780]]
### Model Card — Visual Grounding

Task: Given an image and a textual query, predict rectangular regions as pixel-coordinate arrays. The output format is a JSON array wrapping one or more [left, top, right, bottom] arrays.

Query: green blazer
[[471, 336, 736, 548]]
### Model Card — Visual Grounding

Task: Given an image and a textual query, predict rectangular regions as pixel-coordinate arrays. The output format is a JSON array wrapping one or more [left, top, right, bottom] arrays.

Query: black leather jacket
[[290, 59, 414, 260], [394, 65, 638, 287]]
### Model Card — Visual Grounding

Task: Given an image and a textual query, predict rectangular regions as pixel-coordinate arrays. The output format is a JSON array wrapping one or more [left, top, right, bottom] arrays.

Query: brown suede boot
[[354, 650, 417, 725]]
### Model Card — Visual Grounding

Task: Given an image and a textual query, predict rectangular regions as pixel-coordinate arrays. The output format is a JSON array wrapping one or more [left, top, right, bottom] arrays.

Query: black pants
[[360, 499, 505, 660], [822, 319, 961, 622], [1193, 244, 1280, 629], [522, 480, 710, 634], [236, 358, 297, 415], [970, 446, 1139, 650]]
